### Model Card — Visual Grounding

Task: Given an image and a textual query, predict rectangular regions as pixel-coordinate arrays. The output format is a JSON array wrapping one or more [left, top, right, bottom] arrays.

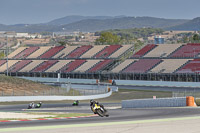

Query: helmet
[[90, 99, 94, 103]]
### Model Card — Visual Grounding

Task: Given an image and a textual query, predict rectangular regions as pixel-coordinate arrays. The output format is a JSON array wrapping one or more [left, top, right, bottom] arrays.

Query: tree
[[58, 41, 66, 46], [95, 32, 121, 45], [193, 34, 200, 42]]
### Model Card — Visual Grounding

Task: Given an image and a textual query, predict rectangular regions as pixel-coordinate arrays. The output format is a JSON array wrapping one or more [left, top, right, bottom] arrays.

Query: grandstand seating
[[74, 60, 101, 72], [132, 44, 157, 58], [87, 60, 113, 73], [109, 45, 133, 58], [144, 44, 183, 57], [45, 60, 72, 73], [39, 46, 65, 59], [0, 60, 6, 66], [8, 43, 200, 76], [80, 45, 107, 58], [53, 46, 78, 58], [19, 60, 44, 72], [9, 60, 32, 72], [31, 60, 58, 72], [169, 43, 200, 58], [111, 59, 136, 73], [176, 59, 200, 73], [0, 60, 20, 72], [65, 45, 92, 58], [94, 45, 122, 58], [60, 60, 86, 72], [8, 47, 27, 58], [27, 46, 52, 59], [13, 46, 40, 59], [150, 59, 189, 73], [122, 59, 162, 73]]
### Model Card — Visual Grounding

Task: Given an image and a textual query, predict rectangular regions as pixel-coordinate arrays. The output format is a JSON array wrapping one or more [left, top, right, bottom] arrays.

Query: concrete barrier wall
[[116, 80, 200, 88], [19, 77, 200, 88], [122, 97, 186, 108], [19, 77, 97, 84], [0, 91, 112, 102]]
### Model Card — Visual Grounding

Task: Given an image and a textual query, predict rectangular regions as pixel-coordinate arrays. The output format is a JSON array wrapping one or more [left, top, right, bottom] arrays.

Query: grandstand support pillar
[[195, 73, 197, 82], [186, 73, 188, 82], [170, 74, 172, 81], [155, 73, 157, 81], [178, 73, 180, 82], [98, 72, 100, 81]]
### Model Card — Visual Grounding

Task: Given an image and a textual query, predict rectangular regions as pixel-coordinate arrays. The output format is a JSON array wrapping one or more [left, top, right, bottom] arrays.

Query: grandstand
[[9, 60, 32, 73], [31, 60, 58, 72], [60, 60, 86, 73], [45, 60, 72, 73], [169, 43, 200, 58], [19, 60, 44, 72], [0, 60, 19, 72], [39, 46, 65, 59], [144, 44, 182, 57], [176, 59, 200, 73], [74, 60, 101, 73], [8, 47, 27, 58], [80, 45, 107, 58], [3, 43, 200, 82], [111, 59, 136, 73], [122, 59, 162, 73], [132, 44, 156, 58], [13, 47, 39, 59], [27, 46, 52, 59], [150, 59, 189, 73], [87, 60, 113, 73], [0, 60, 6, 66], [65, 45, 92, 58], [53, 46, 78, 59], [93, 45, 122, 58]]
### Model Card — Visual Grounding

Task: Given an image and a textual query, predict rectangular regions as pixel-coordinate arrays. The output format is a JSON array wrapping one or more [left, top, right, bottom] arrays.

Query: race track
[[0, 103, 200, 129], [1, 85, 200, 132]]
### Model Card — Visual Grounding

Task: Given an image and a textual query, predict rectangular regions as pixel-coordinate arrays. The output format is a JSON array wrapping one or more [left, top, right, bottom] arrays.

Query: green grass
[[195, 98, 200, 106], [98, 89, 172, 103]]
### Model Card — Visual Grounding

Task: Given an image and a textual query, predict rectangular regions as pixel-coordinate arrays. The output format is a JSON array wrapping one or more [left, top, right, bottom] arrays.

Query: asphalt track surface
[[1, 103, 200, 129]]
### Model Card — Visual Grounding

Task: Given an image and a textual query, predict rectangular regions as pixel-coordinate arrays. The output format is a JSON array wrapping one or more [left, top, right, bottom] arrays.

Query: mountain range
[[0, 15, 199, 33]]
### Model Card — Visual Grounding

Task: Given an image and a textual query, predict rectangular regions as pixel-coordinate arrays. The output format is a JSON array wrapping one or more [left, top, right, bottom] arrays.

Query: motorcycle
[[72, 100, 79, 106], [27, 102, 35, 109], [90, 102, 109, 117], [35, 102, 42, 108]]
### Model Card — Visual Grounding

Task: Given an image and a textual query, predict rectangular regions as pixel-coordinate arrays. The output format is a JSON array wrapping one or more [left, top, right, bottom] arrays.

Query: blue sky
[[0, 0, 199, 24]]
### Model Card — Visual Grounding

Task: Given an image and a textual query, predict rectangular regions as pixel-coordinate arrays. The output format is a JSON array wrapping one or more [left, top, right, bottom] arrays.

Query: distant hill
[[47, 15, 118, 25], [0, 16, 190, 33], [166, 17, 200, 31], [59, 17, 188, 32]]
